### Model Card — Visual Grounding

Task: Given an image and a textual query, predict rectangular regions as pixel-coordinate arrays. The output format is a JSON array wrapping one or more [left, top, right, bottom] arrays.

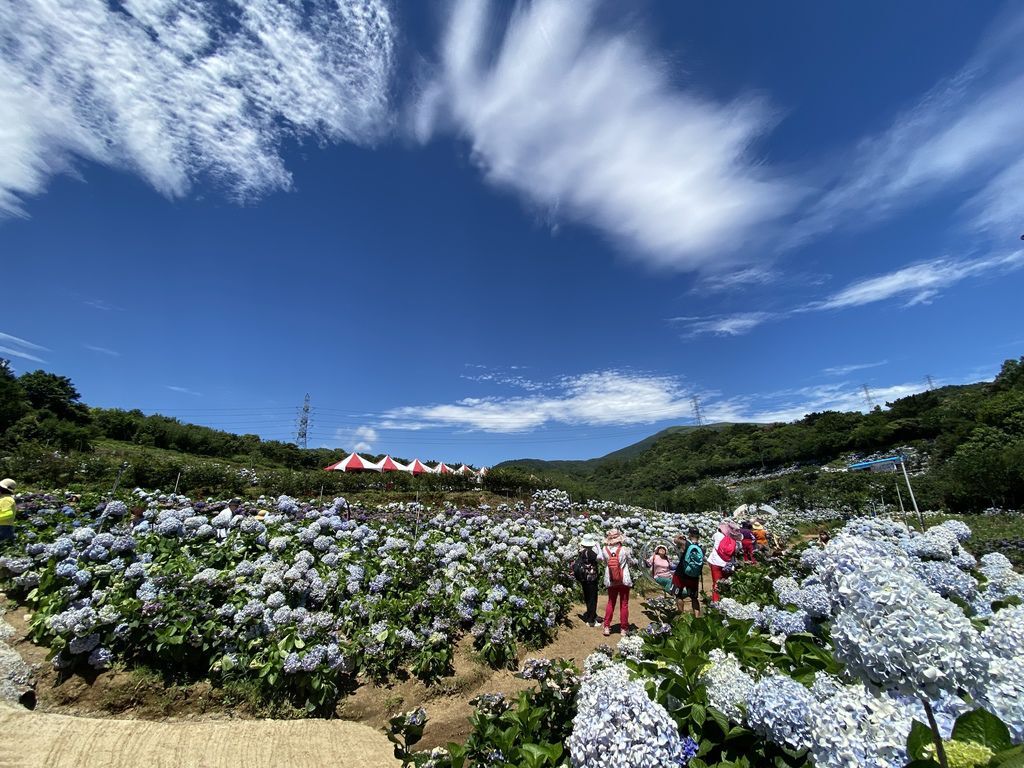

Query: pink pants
[[603, 585, 630, 630], [742, 540, 755, 562], [710, 564, 725, 602]]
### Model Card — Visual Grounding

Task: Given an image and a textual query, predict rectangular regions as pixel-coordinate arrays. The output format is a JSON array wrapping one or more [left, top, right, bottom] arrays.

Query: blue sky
[[0, 0, 1021, 466]]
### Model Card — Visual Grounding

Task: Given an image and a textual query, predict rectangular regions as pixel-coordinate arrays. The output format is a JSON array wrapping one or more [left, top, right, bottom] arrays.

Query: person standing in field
[[0, 478, 17, 545], [740, 521, 756, 563], [707, 521, 740, 602], [572, 533, 602, 627], [752, 520, 769, 553], [599, 528, 633, 637], [646, 544, 675, 592], [672, 527, 704, 617]]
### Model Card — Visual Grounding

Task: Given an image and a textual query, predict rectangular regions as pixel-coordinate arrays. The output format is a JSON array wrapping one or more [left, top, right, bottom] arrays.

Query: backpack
[[573, 550, 599, 583], [682, 543, 704, 578], [716, 535, 737, 562], [605, 546, 625, 584]]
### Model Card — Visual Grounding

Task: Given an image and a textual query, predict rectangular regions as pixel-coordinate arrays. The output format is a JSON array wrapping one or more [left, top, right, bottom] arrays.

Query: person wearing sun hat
[[0, 478, 17, 544], [572, 533, 602, 627], [598, 528, 634, 636], [646, 542, 675, 592]]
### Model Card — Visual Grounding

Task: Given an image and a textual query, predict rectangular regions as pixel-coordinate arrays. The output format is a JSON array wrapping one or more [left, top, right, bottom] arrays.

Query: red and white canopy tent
[[325, 452, 381, 472], [374, 455, 406, 473], [405, 458, 430, 475], [324, 453, 486, 477]]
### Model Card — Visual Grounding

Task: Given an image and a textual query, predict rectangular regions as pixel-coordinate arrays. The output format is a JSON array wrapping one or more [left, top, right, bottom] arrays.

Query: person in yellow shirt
[[0, 478, 16, 544]]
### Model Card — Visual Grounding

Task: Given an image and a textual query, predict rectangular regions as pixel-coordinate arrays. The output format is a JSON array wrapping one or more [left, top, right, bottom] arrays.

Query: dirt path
[[0, 703, 399, 768], [0, 598, 653, 762], [411, 602, 629, 749]]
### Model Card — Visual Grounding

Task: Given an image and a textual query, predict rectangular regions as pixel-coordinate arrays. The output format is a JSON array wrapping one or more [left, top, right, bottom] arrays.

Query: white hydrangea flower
[[982, 605, 1024, 661], [567, 662, 694, 767], [969, 655, 1024, 742], [617, 634, 645, 662], [745, 675, 815, 752], [701, 649, 754, 723], [831, 564, 987, 698]]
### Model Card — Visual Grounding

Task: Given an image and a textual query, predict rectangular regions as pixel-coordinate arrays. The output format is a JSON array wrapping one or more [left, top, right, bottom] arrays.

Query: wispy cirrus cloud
[[83, 298, 121, 312], [730, 381, 930, 424], [0, 331, 48, 363], [415, 0, 799, 271], [671, 312, 775, 338], [378, 366, 991, 436], [382, 370, 696, 432], [461, 366, 545, 392], [808, 250, 1024, 311], [165, 385, 202, 397], [822, 361, 888, 377], [83, 344, 120, 357], [790, 7, 1024, 244], [676, 249, 1024, 338], [0, 0, 394, 216]]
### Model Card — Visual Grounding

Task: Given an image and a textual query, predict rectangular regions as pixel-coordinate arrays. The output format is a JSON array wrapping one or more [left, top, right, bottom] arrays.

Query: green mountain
[[488, 358, 1024, 515]]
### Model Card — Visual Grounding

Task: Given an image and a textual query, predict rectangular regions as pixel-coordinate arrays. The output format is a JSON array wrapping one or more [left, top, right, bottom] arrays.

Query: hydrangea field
[[390, 516, 1024, 768], [3, 485, 1022, 767], [0, 488, 800, 714]]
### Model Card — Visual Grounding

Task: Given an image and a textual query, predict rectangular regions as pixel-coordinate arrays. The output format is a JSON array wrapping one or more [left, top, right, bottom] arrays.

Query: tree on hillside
[[18, 370, 90, 424], [0, 360, 28, 435]]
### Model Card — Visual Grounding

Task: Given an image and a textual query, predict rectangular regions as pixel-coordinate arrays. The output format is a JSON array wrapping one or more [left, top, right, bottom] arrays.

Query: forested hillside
[[493, 357, 1024, 514], [0, 361, 480, 498]]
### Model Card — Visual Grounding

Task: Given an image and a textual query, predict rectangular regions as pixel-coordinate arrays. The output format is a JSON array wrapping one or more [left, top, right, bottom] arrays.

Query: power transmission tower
[[925, 374, 935, 391], [861, 384, 876, 410], [295, 393, 312, 449], [691, 396, 704, 427]]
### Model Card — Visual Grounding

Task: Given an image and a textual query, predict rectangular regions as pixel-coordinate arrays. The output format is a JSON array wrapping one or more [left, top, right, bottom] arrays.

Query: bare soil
[[0, 596, 645, 761]]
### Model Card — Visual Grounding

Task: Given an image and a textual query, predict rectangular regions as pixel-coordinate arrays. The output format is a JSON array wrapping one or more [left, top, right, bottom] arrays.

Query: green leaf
[[952, 708, 1013, 752], [991, 745, 1024, 768], [907, 720, 934, 761]]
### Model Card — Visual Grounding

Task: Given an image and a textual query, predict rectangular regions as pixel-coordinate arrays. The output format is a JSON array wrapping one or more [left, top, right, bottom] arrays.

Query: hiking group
[[571, 519, 774, 635]]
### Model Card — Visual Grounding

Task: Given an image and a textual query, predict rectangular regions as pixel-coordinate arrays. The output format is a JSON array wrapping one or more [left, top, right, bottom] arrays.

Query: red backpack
[[716, 535, 737, 561], [604, 545, 624, 584]]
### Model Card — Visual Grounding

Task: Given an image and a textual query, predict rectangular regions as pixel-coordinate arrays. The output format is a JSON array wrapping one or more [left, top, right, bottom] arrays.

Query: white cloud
[[693, 266, 777, 294], [678, 250, 1023, 337], [810, 250, 1024, 311], [0, 331, 48, 363], [671, 312, 775, 338], [83, 298, 121, 311], [382, 370, 695, 432], [461, 369, 545, 391], [84, 344, 120, 357], [735, 381, 929, 424], [333, 425, 379, 452], [822, 360, 887, 377], [0, 0, 394, 215], [415, 0, 798, 270], [165, 385, 202, 396], [968, 155, 1024, 234], [791, 9, 1024, 243]]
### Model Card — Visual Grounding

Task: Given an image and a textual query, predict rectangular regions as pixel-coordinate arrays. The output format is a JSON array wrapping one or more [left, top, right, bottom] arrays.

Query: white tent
[[732, 503, 780, 518], [373, 455, 406, 473], [325, 453, 381, 472]]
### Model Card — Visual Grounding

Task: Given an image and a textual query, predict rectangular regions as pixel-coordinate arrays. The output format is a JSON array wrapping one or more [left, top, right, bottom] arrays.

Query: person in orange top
[[752, 520, 769, 552]]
